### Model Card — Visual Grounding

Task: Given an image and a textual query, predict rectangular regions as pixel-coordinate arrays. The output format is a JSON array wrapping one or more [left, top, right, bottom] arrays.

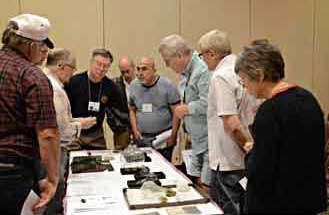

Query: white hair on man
[[158, 34, 192, 58]]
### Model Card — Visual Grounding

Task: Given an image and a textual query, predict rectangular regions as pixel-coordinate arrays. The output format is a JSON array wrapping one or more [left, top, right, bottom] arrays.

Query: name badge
[[88, 101, 100, 112], [142, 104, 152, 113]]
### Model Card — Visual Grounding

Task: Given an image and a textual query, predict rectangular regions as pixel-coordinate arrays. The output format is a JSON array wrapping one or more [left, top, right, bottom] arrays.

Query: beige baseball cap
[[9, 14, 54, 49]]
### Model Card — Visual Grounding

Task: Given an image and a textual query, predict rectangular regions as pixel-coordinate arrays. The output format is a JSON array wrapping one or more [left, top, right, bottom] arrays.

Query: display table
[[64, 148, 223, 215]]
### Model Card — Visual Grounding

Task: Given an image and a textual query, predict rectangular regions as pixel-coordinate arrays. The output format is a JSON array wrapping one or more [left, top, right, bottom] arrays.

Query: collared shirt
[[0, 46, 57, 158], [44, 68, 81, 145], [123, 79, 130, 103], [178, 51, 210, 154], [208, 54, 260, 171]]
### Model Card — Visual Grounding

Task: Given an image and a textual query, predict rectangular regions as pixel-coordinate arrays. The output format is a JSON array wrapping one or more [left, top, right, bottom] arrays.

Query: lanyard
[[88, 79, 103, 102]]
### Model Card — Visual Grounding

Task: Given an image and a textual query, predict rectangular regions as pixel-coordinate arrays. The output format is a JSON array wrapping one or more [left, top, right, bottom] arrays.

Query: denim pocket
[[220, 171, 244, 189]]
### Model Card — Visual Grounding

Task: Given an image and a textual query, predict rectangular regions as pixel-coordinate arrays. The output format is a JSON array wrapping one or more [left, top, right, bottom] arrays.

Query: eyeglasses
[[238, 79, 244, 86], [198, 50, 210, 58], [64, 64, 76, 71], [31, 41, 46, 50], [93, 60, 110, 70], [136, 66, 149, 72]]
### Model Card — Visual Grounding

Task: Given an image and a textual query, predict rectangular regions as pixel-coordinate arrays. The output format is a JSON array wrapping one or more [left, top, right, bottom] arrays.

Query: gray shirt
[[129, 76, 180, 135]]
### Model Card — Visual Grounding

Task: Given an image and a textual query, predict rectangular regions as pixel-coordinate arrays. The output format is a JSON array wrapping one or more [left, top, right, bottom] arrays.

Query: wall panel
[[181, 0, 250, 54], [313, 0, 329, 112], [251, 0, 314, 90], [104, 0, 180, 80], [20, 0, 104, 71], [0, 0, 19, 32]]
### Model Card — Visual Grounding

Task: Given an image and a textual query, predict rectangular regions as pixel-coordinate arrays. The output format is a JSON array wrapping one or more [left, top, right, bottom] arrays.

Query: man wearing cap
[[0, 14, 60, 214]]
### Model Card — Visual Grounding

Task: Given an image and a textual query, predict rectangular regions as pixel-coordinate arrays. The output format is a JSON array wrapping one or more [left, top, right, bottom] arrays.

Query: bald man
[[128, 56, 180, 161], [110, 56, 136, 150]]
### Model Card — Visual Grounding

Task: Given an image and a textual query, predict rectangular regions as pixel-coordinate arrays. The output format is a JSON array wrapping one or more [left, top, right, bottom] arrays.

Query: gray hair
[[2, 21, 34, 48], [235, 40, 285, 83], [46, 48, 75, 67], [158, 34, 192, 57], [197, 29, 231, 56], [91, 48, 113, 63]]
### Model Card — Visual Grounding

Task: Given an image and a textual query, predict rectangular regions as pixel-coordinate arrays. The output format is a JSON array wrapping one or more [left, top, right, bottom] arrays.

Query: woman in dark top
[[235, 40, 327, 213]]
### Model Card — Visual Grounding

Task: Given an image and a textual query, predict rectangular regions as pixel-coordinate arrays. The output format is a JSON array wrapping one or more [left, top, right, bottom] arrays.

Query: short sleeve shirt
[[129, 76, 180, 135], [0, 46, 57, 158], [208, 54, 260, 171]]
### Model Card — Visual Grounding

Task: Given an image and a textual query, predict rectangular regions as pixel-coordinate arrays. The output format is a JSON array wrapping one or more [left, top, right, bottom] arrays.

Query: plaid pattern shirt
[[0, 46, 57, 158]]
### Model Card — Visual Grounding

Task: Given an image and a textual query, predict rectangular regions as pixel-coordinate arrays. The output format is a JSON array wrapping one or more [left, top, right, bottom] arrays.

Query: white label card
[[142, 103, 153, 113], [88, 101, 100, 112]]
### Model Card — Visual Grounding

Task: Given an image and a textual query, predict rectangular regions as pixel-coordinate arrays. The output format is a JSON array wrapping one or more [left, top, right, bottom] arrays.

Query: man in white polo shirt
[[198, 30, 259, 215]]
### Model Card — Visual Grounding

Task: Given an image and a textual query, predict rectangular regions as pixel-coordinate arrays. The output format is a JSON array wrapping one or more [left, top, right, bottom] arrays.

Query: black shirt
[[246, 86, 327, 213], [64, 71, 123, 135]]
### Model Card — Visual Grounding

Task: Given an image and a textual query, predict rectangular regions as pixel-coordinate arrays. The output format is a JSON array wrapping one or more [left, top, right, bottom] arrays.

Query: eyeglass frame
[[92, 59, 111, 71], [198, 50, 211, 58]]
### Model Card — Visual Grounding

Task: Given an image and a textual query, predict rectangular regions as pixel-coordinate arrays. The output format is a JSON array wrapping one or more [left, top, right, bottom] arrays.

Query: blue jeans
[[0, 159, 35, 215], [209, 168, 245, 215], [157, 145, 174, 162]]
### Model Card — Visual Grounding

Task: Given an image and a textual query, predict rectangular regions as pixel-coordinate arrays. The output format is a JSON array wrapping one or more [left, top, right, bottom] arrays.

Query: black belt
[[141, 127, 172, 138], [0, 152, 35, 168]]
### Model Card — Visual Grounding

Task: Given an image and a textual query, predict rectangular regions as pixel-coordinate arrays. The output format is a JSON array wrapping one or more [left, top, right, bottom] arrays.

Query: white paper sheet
[[66, 195, 130, 215], [152, 129, 172, 149], [181, 149, 192, 173], [21, 190, 46, 215], [239, 177, 248, 191]]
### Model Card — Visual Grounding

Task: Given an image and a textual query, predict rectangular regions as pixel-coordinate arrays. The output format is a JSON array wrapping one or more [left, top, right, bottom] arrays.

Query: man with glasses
[[0, 14, 60, 214], [110, 56, 136, 150], [159, 34, 211, 193], [65, 48, 123, 150], [43, 48, 96, 214], [128, 56, 180, 161], [198, 30, 260, 214], [36, 42, 49, 67]]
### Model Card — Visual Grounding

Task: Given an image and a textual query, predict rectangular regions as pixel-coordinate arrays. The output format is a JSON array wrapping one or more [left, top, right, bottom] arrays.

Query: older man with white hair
[[43, 48, 96, 214], [198, 29, 260, 214], [159, 35, 211, 192]]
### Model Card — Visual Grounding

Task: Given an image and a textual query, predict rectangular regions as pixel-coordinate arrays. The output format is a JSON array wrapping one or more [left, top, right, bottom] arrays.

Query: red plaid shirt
[[0, 46, 57, 158]]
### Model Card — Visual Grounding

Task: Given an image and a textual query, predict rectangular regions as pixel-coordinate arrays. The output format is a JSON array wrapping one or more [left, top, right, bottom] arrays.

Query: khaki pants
[[77, 127, 107, 150], [113, 129, 131, 150], [171, 131, 191, 165]]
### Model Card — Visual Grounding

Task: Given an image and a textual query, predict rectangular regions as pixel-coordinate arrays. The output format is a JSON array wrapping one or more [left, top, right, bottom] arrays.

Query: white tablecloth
[[64, 148, 223, 215]]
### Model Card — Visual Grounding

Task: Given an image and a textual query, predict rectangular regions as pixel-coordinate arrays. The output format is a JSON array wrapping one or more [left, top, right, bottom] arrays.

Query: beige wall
[[251, 0, 314, 90], [0, 0, 19, 31], [1, 0, 329, 146], [314, 0, 329, 114], [104, 0, 180, 80], [19, 0, 104, 71]]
